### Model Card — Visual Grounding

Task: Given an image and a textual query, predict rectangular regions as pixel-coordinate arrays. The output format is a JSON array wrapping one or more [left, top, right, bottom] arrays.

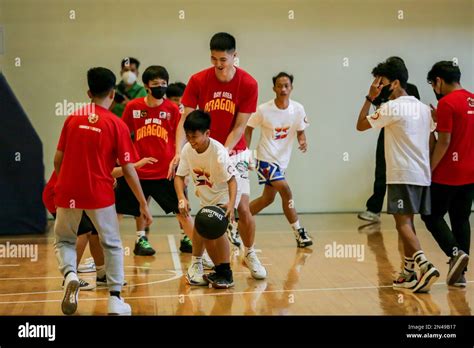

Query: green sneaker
[[134, 236, 156, 256], [179, 235, 192, 253]]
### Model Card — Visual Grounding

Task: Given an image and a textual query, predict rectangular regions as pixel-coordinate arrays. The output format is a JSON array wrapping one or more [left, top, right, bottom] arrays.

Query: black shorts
[[52, 212, 98, 236], [115, 177, 180, 217]]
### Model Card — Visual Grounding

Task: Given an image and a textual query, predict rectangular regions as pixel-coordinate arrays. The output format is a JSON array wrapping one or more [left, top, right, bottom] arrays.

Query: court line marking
[[167, 234, 183, 276], [0, 280, 471, 305], [0, 264, 19, 267]]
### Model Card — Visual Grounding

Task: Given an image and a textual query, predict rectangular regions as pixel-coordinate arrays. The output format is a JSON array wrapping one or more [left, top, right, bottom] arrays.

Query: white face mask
[[122, 71, 137, 85]]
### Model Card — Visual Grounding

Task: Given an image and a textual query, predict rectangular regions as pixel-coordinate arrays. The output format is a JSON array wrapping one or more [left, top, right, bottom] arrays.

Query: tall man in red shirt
[[422, 61, 474, 288], [171, 32, 267, 284], [116, 65, 194, 256], [54, 67, 152, 315]]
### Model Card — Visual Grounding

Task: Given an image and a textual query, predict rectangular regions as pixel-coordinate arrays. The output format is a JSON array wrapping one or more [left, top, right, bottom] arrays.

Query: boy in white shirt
[[356, 59, 440, 293], [175, 110, 238, 289], [245, 72, 312, 248]]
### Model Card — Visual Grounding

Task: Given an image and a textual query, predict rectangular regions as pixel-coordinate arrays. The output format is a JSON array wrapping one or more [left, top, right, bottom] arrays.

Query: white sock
[[245, 245, 255, 256], [191, 256, 202, 264], [96, 264, 106, 278], [413, 250, 428, 269], [290, 221, 301, 232], [136, 230, 145, 241]]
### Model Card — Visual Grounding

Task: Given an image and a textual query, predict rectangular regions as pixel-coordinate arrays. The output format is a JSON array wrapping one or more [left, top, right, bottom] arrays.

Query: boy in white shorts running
[[246, 72, 312, 248]]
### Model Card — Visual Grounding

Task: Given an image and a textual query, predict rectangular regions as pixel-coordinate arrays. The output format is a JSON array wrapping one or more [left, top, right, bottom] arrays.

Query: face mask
[[378, 83, 393, 102], [149, 86, 167, 100], [122, 71, 137, 85], [433, 80, 444, 101]]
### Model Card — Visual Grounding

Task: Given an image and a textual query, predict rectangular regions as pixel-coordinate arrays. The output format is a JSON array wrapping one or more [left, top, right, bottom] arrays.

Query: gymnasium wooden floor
[[0, 214, 472, 315]]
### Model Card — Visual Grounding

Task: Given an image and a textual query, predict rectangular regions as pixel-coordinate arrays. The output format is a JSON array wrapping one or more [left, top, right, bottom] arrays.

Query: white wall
[[0, 0, 472, 214]]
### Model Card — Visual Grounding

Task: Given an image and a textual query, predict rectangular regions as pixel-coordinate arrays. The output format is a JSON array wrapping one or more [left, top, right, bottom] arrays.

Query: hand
[[429, 104, 437, 123], [298, 141, 307, 153], [368, 76, 383, 100], [167, 154, 180, 180], [113, 178, 117, 189], [178, 198, 190, 217], [136, 157, 158, 169], [140, 203, 153, 227], [223, 204, 235, 223]]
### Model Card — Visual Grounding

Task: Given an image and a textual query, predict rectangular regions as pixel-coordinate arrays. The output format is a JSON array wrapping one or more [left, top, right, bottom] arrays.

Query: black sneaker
[[134, 236, 156, 256], [453, 273, 467, 288], [179, 235, 192, 253], [447, 250, 469, 286], [295, 228, 313, 248], [226, 222, 242, 248], [203, 270, 234, 289]]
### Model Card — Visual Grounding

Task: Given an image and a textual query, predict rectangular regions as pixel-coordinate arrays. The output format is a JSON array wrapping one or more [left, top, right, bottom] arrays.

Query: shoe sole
[[133, 250, 156, 256], [61, 280, 80, 315], [185, 274, 208, 286], [357, 214, 380, 222], [447, 254, 469, 286], [297, 240, 313, 248], [413, 268, 440, 293], [202, 274, 234, 289], [392, 280, 417, 290]]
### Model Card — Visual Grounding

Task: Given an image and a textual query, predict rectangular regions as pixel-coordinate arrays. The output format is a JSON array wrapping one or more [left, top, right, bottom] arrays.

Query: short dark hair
[[166, 82, 186, 98], [184, 110, 211, 133], [272, 72, 294, 86], [121, 57, 140, 70], [371, 60, 408, 90], [87, 67, 116, 98], [210, 32, 236, 52], [142, 65, 169, 85], [427, 61, 461, 84]]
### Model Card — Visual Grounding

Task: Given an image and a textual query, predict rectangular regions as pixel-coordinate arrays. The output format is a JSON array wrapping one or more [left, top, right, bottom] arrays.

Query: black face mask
[[434, 92, 444, 101], [377, 84, 393, 104], [149, 86, 167, 100]]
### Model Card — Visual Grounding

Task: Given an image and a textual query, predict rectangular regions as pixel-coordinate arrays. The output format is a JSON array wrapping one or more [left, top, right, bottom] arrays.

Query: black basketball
[[194, 205, 229, 240]]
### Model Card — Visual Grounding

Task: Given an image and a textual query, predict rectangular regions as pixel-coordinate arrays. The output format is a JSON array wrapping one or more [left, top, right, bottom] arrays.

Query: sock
[[110, 291, 121, 299], [96, 264, 106, 279], [245, 245, 255, 256], [413, 250, 428, 269], [191, 256, 202, 264], [290, 221, 301, 232], [64, 270, 75, 279], [403, 257, 415, 274], [136, 230, 145, 242]]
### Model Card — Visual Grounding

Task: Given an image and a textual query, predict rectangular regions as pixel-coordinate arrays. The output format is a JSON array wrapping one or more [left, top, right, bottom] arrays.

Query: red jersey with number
[[55, 104, 136, 209], [432, 89, 474, 185], [122, 98, 180, 180], [181, 67, 258, 152]]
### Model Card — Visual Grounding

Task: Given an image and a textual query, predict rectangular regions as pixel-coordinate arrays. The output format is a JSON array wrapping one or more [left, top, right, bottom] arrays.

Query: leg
[[249, 184, 277, 216], [270, 180, 298, 224], [238, 194, 256, 248], [76, 233, 90, 267], [204, 235, 230, 265], [176, 213, 193, 239], [85, 205, 124, 293], [394, 214, 420, 257], [54, 208, 83, 276], [448, 184, 474, 256], [88, 233, 105, 267], [421, 183, 457, 257], [366, 129, 386, 213]]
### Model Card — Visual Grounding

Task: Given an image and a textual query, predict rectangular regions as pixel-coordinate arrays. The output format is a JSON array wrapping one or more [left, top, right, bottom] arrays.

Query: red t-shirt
[[43, 171, 57, 214], [181, 66, 258, 152], [432, 89, 474, 185], [55, 104, 136, 209], [122, 98, 180, 180]]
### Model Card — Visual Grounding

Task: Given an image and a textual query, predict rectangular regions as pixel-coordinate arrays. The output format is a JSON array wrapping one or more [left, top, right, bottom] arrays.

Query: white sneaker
[[108, 296, 131, 315], [244, 251, 267, 280], [357, 211, 381, 222], [186, 262, 208, 286], [61, 272, 80, 315], [62, 278, 96, 291], [78, 258, 96, 273], [202, 251, 215, 270]]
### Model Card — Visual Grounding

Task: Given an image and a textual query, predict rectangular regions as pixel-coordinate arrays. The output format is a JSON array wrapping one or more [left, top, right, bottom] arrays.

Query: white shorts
[[229, 149, 251, 197]]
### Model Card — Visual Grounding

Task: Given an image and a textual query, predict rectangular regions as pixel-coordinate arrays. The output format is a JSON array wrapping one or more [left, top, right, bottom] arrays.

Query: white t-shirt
[[247, 99, 308, 169], [367, 96, 434, 186], [176, 138, 237, 207]]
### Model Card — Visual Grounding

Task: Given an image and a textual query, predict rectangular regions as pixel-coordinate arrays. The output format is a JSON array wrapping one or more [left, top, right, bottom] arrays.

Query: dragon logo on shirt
[[468, 97, 474, 108], [88, 113, 99, 124], [274, 126, 290, 140], [193, 168, 212, 187]]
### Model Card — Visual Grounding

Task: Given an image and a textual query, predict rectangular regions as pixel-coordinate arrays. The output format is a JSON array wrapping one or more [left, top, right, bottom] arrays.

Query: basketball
[[194, 205, 229, 240]]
